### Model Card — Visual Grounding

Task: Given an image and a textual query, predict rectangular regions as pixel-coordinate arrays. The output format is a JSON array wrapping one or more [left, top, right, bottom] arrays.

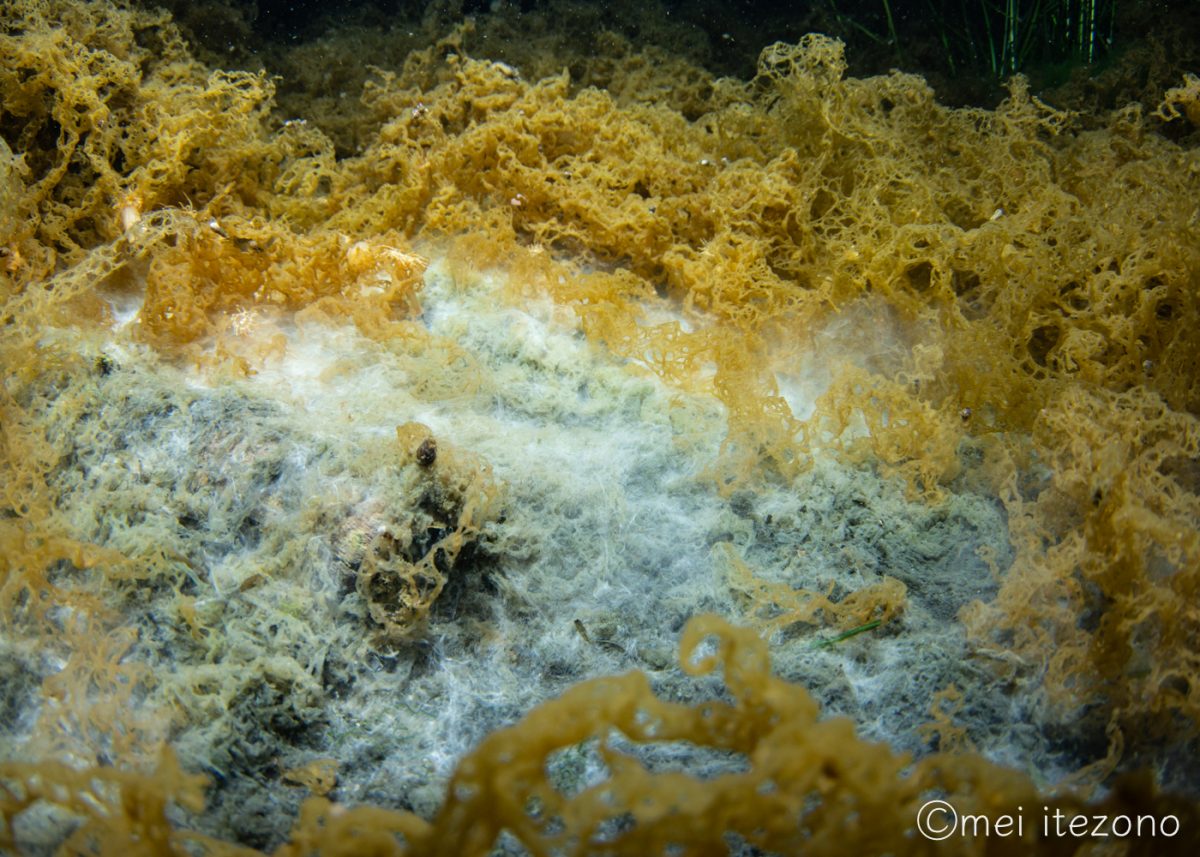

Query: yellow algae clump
[[135, 217, 426, 348], [718, 541, 908, 634], [8, 616, 1196, 856], [1156, 72, 1200, 127], [349, 424, 502, 643], [962, 385, 1200, 741]]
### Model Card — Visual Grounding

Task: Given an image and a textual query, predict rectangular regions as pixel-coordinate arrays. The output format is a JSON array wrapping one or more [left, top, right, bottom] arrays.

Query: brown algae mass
[[2, 0, 1199, 853]]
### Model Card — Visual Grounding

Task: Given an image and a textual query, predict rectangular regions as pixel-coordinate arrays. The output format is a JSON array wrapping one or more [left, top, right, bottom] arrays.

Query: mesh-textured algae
[[5, 616, 1200, 855], [3, 0, 1200, 852]]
